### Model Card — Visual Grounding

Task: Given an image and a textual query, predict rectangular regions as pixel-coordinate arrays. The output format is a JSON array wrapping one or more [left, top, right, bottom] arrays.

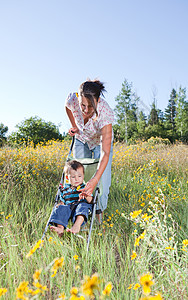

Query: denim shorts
[[73, 138, 113, 212], [49, 201, 93, 228]]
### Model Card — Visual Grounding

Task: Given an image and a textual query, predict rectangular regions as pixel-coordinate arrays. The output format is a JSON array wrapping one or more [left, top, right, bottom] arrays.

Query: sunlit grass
[[0, 139, 187, 299]]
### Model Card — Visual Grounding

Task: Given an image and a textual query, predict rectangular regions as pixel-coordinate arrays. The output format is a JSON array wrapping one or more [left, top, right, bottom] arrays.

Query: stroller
[[41, 137, 101, 252]]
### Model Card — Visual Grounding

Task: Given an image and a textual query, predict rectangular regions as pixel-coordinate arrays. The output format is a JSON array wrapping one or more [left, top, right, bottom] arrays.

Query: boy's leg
[[50, 224, 65, 237], [66, 215, 85, 234], [67, 202, 92, 234], [49, 205, 71, 236]]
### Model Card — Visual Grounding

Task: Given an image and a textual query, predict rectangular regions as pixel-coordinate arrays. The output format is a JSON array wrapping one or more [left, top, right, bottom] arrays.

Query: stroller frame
[[41, 136, 101, 252]]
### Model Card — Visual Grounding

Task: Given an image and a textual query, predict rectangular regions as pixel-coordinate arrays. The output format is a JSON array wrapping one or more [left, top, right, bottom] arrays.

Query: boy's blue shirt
[[60, 183, 86, 205]]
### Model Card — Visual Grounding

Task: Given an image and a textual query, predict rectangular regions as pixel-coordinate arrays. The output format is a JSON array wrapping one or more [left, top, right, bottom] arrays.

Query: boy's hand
[[56, 201, 64, 207], [79, 178, 97, 199]]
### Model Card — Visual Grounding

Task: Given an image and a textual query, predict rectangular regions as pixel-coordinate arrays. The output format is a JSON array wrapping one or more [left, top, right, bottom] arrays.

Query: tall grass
[[0, 140, 187, 299]]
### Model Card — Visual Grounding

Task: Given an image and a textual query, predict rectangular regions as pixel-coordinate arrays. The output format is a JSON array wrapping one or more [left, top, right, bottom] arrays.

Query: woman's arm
[[65, 106, 79, 136], [79, 124, 112, 197]]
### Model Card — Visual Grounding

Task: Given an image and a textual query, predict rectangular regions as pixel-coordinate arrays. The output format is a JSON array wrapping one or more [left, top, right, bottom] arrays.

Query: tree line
[[114, 79, 188, 143], [1, 79, 188, 146]]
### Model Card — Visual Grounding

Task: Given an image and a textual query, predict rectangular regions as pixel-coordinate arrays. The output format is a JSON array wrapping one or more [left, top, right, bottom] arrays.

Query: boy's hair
[[64, 160, 84, 175]]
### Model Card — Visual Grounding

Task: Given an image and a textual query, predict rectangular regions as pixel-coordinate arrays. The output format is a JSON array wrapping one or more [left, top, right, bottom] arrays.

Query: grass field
[[0, 139, 188, 299]]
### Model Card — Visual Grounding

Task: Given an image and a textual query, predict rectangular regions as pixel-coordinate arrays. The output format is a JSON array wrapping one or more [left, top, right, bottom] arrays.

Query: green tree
[[146, 101, 165, 139], [0, 123, 8, 146], [114, 79, 138, 142], [136, 111, 147, 139], [9, 116, 63, 146], [148, 101, 159, 126], [175, 86, 188, 142], [164, 89, 177, 142]]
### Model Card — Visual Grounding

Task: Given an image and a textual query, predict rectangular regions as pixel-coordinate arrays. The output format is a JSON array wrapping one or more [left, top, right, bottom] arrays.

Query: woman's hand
[[68, 127, 79, 136], [79, 177, 98, 200]]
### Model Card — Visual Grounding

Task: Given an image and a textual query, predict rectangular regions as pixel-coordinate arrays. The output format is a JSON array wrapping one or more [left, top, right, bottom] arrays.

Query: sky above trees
[[0, 0, 188, 134]]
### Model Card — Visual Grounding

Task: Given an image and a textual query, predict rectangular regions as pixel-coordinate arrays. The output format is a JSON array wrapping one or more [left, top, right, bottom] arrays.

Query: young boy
[[49, 160, 93, 237]]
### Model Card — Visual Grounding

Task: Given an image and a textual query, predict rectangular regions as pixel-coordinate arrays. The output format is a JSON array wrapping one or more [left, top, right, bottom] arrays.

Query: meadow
[[0, 139, 188, 300]]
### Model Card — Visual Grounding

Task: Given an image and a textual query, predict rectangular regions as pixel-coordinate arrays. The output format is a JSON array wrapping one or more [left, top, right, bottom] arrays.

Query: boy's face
[[68, 167, 84, 188]]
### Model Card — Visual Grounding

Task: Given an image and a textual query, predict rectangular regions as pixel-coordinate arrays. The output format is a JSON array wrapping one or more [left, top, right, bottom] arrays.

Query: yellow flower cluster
[[15, 269, 48, 299], [134, 230, 146, 247], [16, 281, 30, 300], [127, 273, 162, 299], [130, 209, 142, 219], [32, 269, 48, 296], [65, 273, 112, 299], [182, 239, 188, 252]]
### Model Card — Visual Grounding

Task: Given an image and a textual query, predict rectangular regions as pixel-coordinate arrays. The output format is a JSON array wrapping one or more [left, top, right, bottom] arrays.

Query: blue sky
[[0, 0, 188, 134]]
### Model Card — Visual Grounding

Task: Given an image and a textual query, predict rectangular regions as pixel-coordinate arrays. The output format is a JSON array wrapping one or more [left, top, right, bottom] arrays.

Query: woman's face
[[79, 96, 97, 118]]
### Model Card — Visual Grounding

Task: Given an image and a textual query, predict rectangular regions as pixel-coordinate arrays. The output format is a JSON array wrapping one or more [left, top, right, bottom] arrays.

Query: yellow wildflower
[[26, 239, 44, 258], [5, 214, 13, 219], [182, 239, 188, 247], [142, 213, 152, 221], [127, 283, 134, 289], [81, 273, 100, 296], [57, 292, 66, 299], [73, 255, 79, 261], [135, 237, 140, 247], [0, 288, 7, 297], [131, 250, 137, 260], [33, 269, 42, 281], [75, 265, 81, 271], [165, 246, 174, 250], [51, 257, 64, 272], [139, 230, 146, 240], [181, 246, 187, 252], [16, 281, 29, 299], [140, 293, 163, 299], [33, 281, 46, 290], [133, 283, 140, 290], [70, 287, 78, 295], [140, 273, 154, 295], [102, 282, 113, 296]]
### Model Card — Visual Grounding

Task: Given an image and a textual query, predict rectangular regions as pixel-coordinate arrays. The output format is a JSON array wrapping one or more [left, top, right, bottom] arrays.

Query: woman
[[65, 80, 114, 218]]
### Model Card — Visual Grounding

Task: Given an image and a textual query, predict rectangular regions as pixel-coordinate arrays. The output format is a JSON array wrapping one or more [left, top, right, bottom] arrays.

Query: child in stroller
[[49, 160, 93, 236]]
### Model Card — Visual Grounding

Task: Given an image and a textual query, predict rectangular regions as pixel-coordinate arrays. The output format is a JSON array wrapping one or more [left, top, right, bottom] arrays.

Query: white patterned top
[[65, 92, 114, 150]]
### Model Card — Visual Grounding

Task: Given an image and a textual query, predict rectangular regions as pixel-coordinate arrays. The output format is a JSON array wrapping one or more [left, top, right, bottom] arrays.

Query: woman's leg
[[96, 143, 113, 212]]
